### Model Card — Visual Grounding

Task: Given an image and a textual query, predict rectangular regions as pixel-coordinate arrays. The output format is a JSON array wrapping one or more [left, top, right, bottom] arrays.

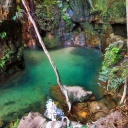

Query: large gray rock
[[63, 85, 92, 103], [18, 112, 67, 128]]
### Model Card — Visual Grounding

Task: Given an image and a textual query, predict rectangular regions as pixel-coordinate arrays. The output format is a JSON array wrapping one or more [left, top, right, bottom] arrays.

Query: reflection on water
[[0, 47, 103, 119]]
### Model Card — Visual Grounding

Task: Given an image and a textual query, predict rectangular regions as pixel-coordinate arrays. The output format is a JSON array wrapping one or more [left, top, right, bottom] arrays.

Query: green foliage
[[36, 0, 71, 30], [61, 10, 71, 25], [0, 59, 6, 68], [57, 0, 63, 8], [58, 1, 71, 25], [99, 66, 125, 91], [0, 32, 7, 39], [36, 0, 60, 30], [122, 68, 127, 78], [93, 4, 107, 17], [84, 22, 95, 35], [39, 0, 58, 18], [107, 67, 124, 90], [0, 49, 13, 68], [92, 0, 126, 20], [108, 1, 126, 19], [103, 44, 122, 67], [99, 42, 126, 91], [99, 66, 110, 82], [44, 36, 60, 48], [12, 6, 24, 21], [43, 0, 57, 12], [0, 47, 23, 69]]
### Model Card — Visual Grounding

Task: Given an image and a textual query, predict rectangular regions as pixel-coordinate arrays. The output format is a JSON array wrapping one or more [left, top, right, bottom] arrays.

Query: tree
[[126, 0, 128, 51], [21, 0, 71, 111]]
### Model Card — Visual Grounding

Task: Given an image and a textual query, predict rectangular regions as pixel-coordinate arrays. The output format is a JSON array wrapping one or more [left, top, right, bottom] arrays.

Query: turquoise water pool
[[0, 47, 103, 120]]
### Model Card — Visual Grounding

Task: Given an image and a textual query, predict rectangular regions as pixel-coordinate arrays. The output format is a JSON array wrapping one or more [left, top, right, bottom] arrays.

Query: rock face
[[34, 0, 126, 52], [69, 0, 91, 23], [0, 1, 25, 83], [33, 0, 126, 52]]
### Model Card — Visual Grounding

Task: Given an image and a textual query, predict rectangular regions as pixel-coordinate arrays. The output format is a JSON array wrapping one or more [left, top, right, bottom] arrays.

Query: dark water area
[[0, 47, 103, 120]]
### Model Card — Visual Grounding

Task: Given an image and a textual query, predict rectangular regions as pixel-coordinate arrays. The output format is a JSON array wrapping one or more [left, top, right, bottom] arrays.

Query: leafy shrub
[[107, 67, 124, 90], [103, 43, 122, 67], [92, 0, 126, 20], [99, 41, 126, 91]]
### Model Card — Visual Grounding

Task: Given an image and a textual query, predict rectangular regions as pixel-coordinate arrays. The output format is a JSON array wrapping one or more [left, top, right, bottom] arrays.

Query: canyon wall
[[0, 0, 24, 83]]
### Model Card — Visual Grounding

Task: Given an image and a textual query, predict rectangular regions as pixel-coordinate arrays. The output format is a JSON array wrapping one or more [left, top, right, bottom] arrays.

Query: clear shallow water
[[0, 47, 103, 119]]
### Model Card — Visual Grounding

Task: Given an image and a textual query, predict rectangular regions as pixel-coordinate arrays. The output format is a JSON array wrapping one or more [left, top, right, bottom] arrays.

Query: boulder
[[50, 85, 93, 116], [63, 86, 92, 103], [50, 86, 93, 105], [88, 101, 109, 120], [18, 112, 67, 128]]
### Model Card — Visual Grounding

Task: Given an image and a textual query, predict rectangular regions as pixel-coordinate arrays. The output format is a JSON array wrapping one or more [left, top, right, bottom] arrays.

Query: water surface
[[0, 47, 103, 120]]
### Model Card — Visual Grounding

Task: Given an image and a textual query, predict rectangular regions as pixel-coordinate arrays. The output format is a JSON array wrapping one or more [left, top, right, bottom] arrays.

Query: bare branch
[[120, 76, 128, 105]]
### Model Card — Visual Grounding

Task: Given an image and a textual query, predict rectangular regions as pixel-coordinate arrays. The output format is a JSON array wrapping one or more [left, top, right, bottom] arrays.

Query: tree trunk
[[126, 0, 128, 53], [120, 76, 128, 104], [21, 0, 71, 111]]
